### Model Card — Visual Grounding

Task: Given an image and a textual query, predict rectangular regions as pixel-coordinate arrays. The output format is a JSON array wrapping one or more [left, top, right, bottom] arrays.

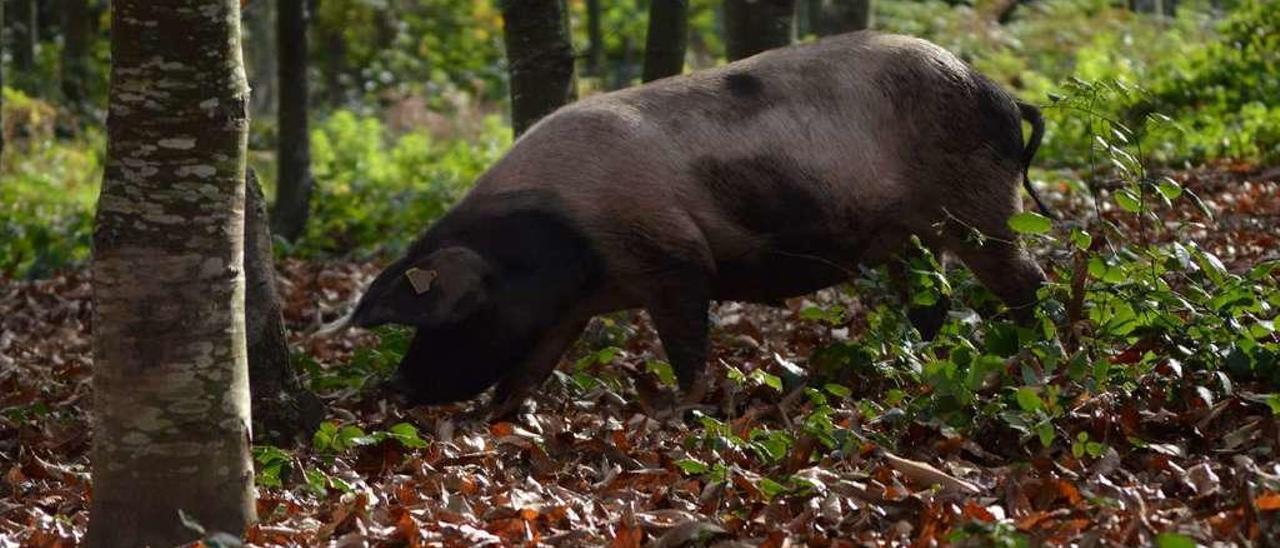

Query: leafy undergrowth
[[2, 163, 1279, 546]]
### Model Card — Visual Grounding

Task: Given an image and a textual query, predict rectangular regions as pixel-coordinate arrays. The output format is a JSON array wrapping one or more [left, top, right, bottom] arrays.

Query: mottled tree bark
[[88, 1, 255, 546], [642, 0, 689, 82], [586, 0, 604, 78], [60, 0, 89, 105], [723, 0, 796, 61], [501, 0, 576, 136], [8, 0, 36, 85], [273, 0, 313, 242], [809, 0, 873, 36], [246, 169, 324, 445]]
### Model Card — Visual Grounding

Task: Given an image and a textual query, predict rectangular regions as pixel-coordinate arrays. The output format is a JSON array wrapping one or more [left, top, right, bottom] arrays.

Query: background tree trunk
[[723, 0, 796, 61], [8, 0, 36, 88], [642, 0, 689, 82], [501, 0, 576, 136], [1129, 0, 1177, 16], [993, 0, 1033, 24], [1, 0, 5, 159], [88, 0, 255, 545], [586, 0, 604, 78], [60, 0, 89, 105], [274, 0, 313, 242], [809, 0, 873, 36], [245, 169, 324, 445], [245, 0, 277, 120]]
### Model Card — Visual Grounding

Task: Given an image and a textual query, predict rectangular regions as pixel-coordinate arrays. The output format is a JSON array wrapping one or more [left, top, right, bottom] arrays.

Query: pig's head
[[346, 243, 550, 405], [350, 245, 492, 329]]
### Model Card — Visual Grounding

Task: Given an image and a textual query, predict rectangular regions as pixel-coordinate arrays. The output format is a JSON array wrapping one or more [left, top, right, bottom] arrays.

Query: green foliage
[[282, 111, 510, 258], [310, 0, 508, 105], [1, 90, 101, 279], [312, 420, 427, 453], [1142, 0, 1280, 161], [304, 325, 413, 392], [880, 0, 1279, 165]]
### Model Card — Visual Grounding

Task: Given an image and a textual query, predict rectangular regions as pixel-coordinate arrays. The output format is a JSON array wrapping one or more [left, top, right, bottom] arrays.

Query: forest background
[[2, 0, 1279, 545]]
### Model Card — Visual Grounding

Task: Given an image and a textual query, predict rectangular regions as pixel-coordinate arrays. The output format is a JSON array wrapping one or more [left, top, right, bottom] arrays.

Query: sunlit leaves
[[1008, 212, 1053, 235]]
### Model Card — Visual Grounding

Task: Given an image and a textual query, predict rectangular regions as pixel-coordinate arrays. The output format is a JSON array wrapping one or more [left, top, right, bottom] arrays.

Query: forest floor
[[2, 163, 1280, 546]]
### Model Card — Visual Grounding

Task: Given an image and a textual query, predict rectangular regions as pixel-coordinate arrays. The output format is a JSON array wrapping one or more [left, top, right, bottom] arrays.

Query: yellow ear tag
[[404, 268, 438, 294]]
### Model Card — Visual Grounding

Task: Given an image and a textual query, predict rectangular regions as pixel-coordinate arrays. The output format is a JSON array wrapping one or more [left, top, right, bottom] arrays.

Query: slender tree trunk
[[245, 0, 277, 119], [1, 0, 5, 160], [88, 0, 255, 545], [501, 0, 576, 136], [723, 0, 796, 61], [246, 169, 324, 445], [60, 0, 89, 105], [586, 0, 604, 78], [274, 0, 313, 242], [9, 0, 36, 85], [614, 35, 635, 89], [642, 0, 689, 82], [993, 0, 1032, 24], [810, 0, 873, 36], [1129, 0, 1176, 16]]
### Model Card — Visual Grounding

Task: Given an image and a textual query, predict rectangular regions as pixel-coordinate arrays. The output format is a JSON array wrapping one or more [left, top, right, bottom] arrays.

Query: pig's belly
[[711, 248, 857, 303]]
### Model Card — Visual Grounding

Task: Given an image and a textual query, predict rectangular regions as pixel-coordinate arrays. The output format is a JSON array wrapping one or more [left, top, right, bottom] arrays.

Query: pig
[[331, 31, 1051, 417]]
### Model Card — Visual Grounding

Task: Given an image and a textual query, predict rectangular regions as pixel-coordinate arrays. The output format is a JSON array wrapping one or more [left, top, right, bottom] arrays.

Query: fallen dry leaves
[[2, 164, 1279, 546]]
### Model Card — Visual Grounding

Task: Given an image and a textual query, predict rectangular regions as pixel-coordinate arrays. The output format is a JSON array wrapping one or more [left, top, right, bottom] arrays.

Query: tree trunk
[[274, 0, 313, 242], [245, 0, 277, 119], [9, 0, 36, 85], [1, 0, 4, 160], [1129, 0, 1176, 16], [60, 0, 89, 105], [993, 0, 1033, 24], [642, 0, 689, 82], [810, 0, 873, 36], [723, 0, 796, 61], [501, 0, 576, 136], [88, 0, 255, 545], [245, 169, 324, 445], [586, 0, 604, 78]]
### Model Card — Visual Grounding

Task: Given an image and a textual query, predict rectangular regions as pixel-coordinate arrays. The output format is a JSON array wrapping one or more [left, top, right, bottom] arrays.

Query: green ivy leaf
[[1157, 177, 1183, 200], [646, 360, 678, 387], [758, 477, 791, 499], [1115, 188, 1143, 213], [1007, 212, 1053, 235], [675, 458, 709, 475], [1070, 228, 1093, 251], [1155, 532, 1197, 548], [1016, 387, 1045, 413]]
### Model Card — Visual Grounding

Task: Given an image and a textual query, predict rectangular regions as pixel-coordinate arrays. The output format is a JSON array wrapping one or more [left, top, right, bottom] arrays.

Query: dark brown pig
[[331, 31, 1051, 417]]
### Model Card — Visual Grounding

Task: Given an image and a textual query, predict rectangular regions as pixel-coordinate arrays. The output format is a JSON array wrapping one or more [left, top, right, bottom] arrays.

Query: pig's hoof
[[679, 379, 709, 406]]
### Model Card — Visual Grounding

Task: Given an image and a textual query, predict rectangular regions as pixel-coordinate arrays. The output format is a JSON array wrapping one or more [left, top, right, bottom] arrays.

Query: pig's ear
[[419, 246, 491, 325], [351, 246, 490, 328], [403, 267, 439, 294]]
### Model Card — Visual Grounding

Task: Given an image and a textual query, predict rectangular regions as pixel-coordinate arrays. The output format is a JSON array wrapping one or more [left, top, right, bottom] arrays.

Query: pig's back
[[468, 32, 1020, 296]]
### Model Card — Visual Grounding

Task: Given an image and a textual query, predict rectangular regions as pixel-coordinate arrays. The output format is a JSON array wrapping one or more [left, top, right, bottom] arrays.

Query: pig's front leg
[[487, 317, 590, 420], [647, 285, 712, 405]]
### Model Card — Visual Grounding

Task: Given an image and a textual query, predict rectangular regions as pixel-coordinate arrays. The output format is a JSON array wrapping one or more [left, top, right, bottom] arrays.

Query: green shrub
[[291, 110, 511, 258], [1142, 0, 1280, 161], [0, 89, 101, 279]]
